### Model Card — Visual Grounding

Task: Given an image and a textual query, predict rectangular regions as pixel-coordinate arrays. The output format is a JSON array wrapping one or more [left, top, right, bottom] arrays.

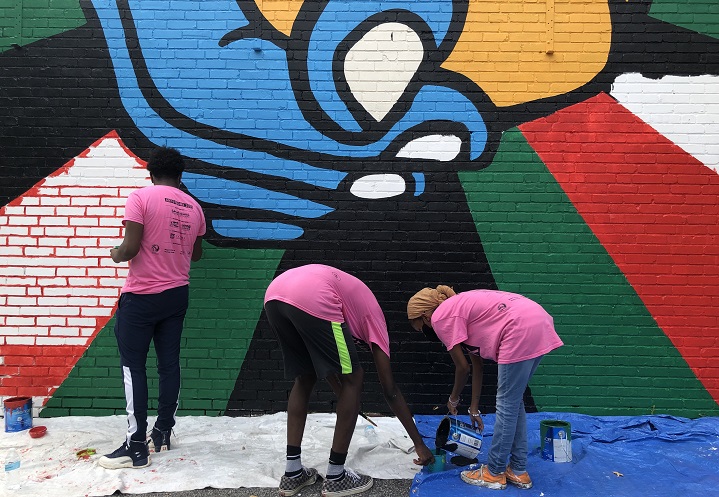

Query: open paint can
[[435, 416, 483, 459], [540, 419, 572, 462], [4, 396, 33, 432]]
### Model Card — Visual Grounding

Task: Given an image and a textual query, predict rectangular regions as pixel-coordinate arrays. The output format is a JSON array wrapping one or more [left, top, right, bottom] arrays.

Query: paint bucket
[[540, 419, 572, 462], [4, 397, 33, 433], [427, 448, 446, 473], [435, 416, 483, 459]]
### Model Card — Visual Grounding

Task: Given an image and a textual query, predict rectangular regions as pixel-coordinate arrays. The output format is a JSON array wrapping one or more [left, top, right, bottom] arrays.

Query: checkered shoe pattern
[[321, 468, 373, 497], [279, 467, 318, 496]]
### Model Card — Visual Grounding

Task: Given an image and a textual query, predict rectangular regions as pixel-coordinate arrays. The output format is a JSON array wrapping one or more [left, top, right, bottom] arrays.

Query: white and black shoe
[[321, 468, 373, 497], [98, 440, 151, 469], [279, 467, 318, 496]]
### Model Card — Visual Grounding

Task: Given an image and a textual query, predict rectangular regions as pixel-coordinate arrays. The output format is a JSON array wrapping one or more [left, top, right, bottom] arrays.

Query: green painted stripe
[[332, 322, 352, 375], [649, 0, 718, 40]]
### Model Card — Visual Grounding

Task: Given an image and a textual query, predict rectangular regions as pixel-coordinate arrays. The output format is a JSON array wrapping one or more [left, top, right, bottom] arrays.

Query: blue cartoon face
[[90, 0, 491, 241]]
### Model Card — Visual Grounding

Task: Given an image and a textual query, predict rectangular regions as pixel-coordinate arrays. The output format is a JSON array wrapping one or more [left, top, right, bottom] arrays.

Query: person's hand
[[110, 247, 120, 263], [468, 409, 484, 432], [413, 443, 435, 466]]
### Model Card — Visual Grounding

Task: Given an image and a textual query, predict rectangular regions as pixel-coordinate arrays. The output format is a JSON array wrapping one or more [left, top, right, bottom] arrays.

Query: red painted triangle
[[520, 92, 719, 404]]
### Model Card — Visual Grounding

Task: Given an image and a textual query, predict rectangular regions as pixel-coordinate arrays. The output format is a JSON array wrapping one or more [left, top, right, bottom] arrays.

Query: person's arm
[[110, 221, 143, 263], [447, 344, 470, 415], [468, 354, 484, 431], [371, 344, 434, 466], [191, 236, 203, 261]]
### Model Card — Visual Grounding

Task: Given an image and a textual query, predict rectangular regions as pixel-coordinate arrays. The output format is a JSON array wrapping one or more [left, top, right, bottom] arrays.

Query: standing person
[[407, 286, 563, 490], [264, 264, 434, 497], [99, 147, 206, 469]]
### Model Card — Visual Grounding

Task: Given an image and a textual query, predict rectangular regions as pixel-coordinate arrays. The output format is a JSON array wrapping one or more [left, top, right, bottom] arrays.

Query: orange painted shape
[[520, 93, 719, 403], [443, 0, 611, 107], [255, 0, 304, 36]]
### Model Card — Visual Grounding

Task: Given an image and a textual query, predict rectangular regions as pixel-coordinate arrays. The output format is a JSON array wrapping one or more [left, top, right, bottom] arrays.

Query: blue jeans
[[487, 356, 543, 475], [114, 285, 189, 442]]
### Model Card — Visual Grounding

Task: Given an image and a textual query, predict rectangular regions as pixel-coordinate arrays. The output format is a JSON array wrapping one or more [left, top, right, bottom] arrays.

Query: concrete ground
[[102, 479, 414, 497]]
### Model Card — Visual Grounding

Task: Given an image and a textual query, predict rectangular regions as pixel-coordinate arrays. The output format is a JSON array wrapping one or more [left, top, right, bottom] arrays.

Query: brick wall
[[1, 1, 718, 419]]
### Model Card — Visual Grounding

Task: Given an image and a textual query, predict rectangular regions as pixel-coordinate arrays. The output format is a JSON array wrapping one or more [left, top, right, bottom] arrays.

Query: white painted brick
[[28, 327, 49, 336], [37, 187, 59, 196], [76, 227, 119, 237], [100, 237, 125, 247], [27, 287, 41, 296], [0, 267, 26, 276], [36, 337, 87, 346], [67, 317, 96, 327], [2, 206, 25, 216], [38, 317, 66, 326], [0, 287, 27, 296], [39, 196, 71, 206], [25, 207, 56, 216], [5, 337, 35, 345], [0, 277, 37, 285], [70, 238, 98, 247], [19, 197, 40, 205], [38, 238, 67, 247], [29, 227, 45, 236], [24, 247, 54, 257], [70, 217, 99, 226], [7, 237, 37, 246], [44, 227, 75, 237], [100, 197, 130, 206], [0, 246, 23, 256], [81, 307, 115, 316], [39, 216, 69, 226], [100, 297, 118, 306], [67, 277, 97, 286], [7, 216, 38, 226], [62, 187, 119, 197], [37, 277, 68, 286], [100, 218, 122, 227], [62, 258, 99, 267], [1, 326, 19, 334], [37, 296, 69, 306], [56, 207, 86, 216], [7, 296, 37, 306], [20, 306, 79, 316], [51, 327, 80, 336], [5, 317, 34, 326], [100, 278, 125, 287], [83, 248, 112, 257], [80, 328, 96, 336], [23, 267, 56, 277], [55, 248, 85, 257], [88, 268, 116, 277], [0, 226, 29, 235], [70, 197, 100, 206], [56, 267, 86, 276], [67, 297, 99, 306], [85, 207, 116, 217]]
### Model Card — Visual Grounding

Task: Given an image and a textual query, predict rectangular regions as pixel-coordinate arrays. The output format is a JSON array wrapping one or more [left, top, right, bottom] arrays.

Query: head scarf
[[407, 285, 456, 319]]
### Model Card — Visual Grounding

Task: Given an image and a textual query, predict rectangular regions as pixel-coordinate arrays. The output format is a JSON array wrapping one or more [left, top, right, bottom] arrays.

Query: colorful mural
[[1, 0, 718, 418]]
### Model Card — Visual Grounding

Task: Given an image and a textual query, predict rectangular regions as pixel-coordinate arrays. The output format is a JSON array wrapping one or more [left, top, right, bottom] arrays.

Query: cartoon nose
[[344, 22, 423, 122]]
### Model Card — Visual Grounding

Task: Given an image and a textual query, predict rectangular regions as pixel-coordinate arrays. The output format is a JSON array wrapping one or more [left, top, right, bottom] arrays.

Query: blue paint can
[[435, 416, 483, 459], [4, 397, 33, 432]]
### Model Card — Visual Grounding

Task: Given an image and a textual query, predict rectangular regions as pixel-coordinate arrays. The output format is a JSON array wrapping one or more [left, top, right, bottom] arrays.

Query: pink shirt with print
[[264, 264, 390, 357], [431, 290, 563, 364], [121, 185, 206, 294]]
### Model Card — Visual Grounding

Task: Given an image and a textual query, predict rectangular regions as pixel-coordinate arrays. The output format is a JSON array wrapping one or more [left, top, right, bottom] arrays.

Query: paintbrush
[[359, 411, 377, 427]]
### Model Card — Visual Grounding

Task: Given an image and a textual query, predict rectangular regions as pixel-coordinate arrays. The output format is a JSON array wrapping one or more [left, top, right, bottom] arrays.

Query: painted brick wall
[[1, 1, 718, 419]]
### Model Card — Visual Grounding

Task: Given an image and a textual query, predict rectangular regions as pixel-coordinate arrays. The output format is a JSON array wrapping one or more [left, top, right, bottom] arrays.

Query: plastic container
[[540, 419, 572, 463], [4, 448, 21, 490], [364, 424, 378, 443], [427, 448, 446, 473], [29, 425, 47, 439]]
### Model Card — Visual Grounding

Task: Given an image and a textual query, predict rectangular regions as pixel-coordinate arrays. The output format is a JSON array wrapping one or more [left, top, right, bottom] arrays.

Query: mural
[[1, 0, 718, 418]]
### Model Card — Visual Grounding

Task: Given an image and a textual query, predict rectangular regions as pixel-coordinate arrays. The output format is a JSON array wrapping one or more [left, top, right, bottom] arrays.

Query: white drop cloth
[[1, 413, 421, 496]]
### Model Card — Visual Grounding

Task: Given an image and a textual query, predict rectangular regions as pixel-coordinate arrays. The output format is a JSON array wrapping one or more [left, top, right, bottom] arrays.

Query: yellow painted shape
[[442, 0, 612, 107], [255, 0, 305, 36]]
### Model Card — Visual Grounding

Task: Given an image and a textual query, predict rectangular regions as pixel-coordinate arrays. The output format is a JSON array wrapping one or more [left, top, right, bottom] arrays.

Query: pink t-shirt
[[121, 185, 206, 294], [431, 290, 563, 364], [264, 264, 390, 357]]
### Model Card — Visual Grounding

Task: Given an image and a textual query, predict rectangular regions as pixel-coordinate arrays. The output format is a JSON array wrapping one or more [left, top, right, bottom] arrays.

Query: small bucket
[[540, 419, 572, 462], [427, 448, 446, 473], [435, 416, 483, 459], [4, 397, 33, 433]]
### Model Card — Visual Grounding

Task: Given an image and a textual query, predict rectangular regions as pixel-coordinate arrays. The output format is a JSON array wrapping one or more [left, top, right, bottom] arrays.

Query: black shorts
[[265, 299, 361, 380]]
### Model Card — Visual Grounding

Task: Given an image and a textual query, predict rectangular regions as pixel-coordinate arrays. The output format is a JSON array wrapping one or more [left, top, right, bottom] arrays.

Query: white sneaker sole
[[460, 470, 506, 490], [98, 455, 151, 469], [321, 477, 374, 497]]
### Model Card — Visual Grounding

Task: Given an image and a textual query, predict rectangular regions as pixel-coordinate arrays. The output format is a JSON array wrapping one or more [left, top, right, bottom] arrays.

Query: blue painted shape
[[182, 172, 333, 218], [412, 172, 425, 196], [212, 219, 305, 241]]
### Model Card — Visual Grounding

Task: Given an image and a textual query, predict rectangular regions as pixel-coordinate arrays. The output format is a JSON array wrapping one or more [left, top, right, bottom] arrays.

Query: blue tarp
[[411, 413, 719, 497]]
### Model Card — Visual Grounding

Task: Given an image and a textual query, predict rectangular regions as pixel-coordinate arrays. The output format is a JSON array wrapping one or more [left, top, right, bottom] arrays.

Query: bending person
[[265, 264, 434, 497], [407, 286, 563, 490]]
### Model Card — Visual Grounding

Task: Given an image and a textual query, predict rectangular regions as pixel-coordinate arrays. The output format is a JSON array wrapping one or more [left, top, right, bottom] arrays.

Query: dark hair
[[146, 147, 185, 180]]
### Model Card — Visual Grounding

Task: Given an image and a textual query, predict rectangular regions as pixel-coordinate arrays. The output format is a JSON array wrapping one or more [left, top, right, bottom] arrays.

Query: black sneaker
[[98, 440, 151, 469], [278, 467, 318, 496], [321, 468, 373, 497], [148, 427, 172, 453]]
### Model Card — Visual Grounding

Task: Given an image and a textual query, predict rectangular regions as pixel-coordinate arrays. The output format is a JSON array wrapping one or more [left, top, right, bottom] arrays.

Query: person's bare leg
[[287, 372, 317, 446]]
